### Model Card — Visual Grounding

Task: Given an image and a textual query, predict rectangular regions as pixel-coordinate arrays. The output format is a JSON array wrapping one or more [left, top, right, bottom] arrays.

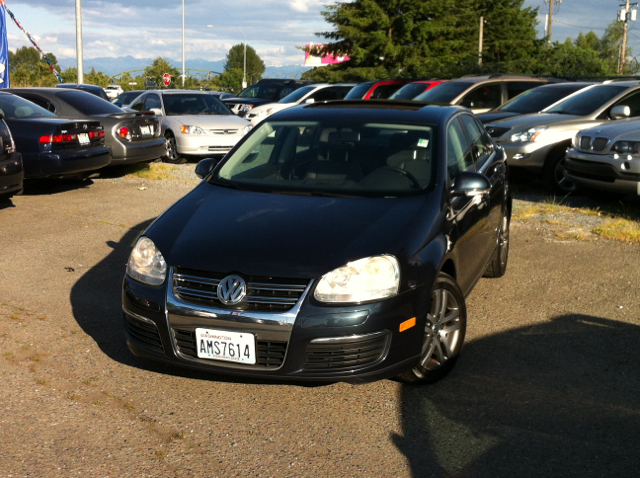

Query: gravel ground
[[0, 164, 639, 477]]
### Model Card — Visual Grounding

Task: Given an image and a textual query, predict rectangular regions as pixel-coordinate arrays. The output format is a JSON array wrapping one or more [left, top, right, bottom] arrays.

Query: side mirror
[[450, 171, 491, 197], [304, 98, 315, 104], [149, 108, 163, 116], [610, 105, 630, 120], [195, 157, 220, 179]]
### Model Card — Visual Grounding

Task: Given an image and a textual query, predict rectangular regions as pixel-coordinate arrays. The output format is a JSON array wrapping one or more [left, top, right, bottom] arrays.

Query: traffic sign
[[163, 73, 171, 86]]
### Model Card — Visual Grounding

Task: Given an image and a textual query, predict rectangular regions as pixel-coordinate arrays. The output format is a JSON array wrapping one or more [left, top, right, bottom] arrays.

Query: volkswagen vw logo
[[217, 275, 247, 305]]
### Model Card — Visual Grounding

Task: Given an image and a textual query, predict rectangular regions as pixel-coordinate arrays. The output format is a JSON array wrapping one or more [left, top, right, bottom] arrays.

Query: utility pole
[[75, 0, 84, 84], [544, 0, 562, 47], [619, 1, 639, 74], [478, 16, 484, 66], [182, 0, 185, 87]]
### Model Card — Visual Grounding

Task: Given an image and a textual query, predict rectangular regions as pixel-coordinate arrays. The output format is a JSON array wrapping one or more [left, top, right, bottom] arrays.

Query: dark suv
[[222, 79, 315, 117], [0, 116, 23, 200], [122, 100, 511, 384]]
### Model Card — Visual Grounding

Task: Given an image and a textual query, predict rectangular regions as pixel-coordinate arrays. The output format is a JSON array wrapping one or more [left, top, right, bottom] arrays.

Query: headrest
[[328, 131, 360, 143]]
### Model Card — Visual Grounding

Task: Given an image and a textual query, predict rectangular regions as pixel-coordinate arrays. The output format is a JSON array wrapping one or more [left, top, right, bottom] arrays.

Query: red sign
[[304, 43, 349, 66], [163, 73, 171, 86]]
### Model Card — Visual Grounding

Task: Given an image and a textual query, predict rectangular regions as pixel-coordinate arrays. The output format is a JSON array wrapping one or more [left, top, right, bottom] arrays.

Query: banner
[[0, 0, 9, 87], [304, 43, 349, 67]]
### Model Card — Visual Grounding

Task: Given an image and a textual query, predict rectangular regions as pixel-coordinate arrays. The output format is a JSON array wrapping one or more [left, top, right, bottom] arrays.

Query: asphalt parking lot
[[1, 166, 639, 477]]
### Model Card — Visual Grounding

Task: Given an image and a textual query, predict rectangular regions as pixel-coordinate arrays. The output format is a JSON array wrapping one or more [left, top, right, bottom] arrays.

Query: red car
[[389, 80, 446, 100], [344, 80, 411, 100]]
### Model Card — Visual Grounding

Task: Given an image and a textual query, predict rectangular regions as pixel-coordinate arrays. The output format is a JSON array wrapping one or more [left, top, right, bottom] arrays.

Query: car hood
[[476, 112, 521, 124], [577, 117, 640, 139], [165, 114, 250, 127], [487, 113, 584, 132], [251, 103, 293, 115], [146, 182, 434, 280]]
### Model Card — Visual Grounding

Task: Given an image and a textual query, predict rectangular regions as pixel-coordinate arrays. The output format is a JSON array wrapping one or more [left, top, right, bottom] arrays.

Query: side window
[[129, 96, 146, 112], [506, 81, 542, 99], [459, 115, 494, 169], [447, 118, 475, 183], [370, 84, 402, 99], [308, 88, 340, 102], [144, 94, 162, 110], [613, 90, 640, 117], [279, 87, 294, 99], [460, 83, 502, 109]]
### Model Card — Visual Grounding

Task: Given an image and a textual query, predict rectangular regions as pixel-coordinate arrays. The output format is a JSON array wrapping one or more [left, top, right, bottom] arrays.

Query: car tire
[[484, 210, 510, 278], [162, 132, 186, 164], [395, 272, 467, 384], [543, 147, 577, 194]]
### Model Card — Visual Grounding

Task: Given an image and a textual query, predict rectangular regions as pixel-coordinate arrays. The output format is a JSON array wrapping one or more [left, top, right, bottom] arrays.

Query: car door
[[446, 115, 492, 292], [459, 114, 505, 254]]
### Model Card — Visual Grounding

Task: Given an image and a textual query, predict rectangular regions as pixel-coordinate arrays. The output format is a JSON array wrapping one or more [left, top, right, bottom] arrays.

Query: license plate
[[78, 133, 90, 145], [195, 328, 256, 364], [140, 125, 151, 136]]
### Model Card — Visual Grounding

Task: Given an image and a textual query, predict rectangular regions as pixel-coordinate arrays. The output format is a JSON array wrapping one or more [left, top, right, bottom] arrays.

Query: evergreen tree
[[224, 44, 265, 84]]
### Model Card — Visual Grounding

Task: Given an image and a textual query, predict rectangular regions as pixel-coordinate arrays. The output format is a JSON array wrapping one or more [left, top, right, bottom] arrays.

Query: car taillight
[[117, 126, 131, 140], [89, 130, 105, 139], [39, 134, 78, 143]]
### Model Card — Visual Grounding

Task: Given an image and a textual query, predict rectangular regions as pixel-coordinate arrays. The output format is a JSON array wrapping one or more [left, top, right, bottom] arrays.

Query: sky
[[2, 0, 638, 68]]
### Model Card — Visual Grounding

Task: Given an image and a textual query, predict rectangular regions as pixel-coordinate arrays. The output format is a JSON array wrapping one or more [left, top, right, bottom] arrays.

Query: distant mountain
[[56, 56, 313, 80]]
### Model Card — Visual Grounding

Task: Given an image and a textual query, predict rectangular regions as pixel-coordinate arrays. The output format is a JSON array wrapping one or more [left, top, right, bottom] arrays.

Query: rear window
[[0, 94, 56, 119], [344, 83, 375, 100], [57, 90, 124, 115], [414, 82, 472, 103], [389, 83, 431, 100]]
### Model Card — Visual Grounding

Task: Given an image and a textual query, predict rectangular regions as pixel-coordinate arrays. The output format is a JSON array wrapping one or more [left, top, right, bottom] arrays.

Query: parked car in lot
[[0, 92, 111, 179], [485, 81, 640, 192], [388, 80, 446, 100], [565, 117, 640, 195], [122, 100, 511, 384], [0, 114, 23, 199], [344, 79, 410, 100], [112, 90, 144, 108], [8, 88, 165, 166], [246, 83, 356, 125], [128, 90, 251, 163], [207, 91, 235, 101], [55, 83, 110, 101], [104, 84, 124, 100], [478, 82, 594, 124], [223, 79, 315, 117], [414, 75, 553, 113]]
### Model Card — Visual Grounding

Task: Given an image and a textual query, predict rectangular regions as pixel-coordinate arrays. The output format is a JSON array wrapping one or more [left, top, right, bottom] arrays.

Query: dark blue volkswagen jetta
[[122, 101, 511, 384]]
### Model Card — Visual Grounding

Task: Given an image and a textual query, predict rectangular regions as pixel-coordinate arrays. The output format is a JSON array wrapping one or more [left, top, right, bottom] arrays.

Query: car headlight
[[180, 125, 206, 134], [611, 140, 640, 154], [314, 255, 400, 303], [510, 126, 546, 142], [243, 125, 253, 135], [127, 237, 167, 286], [241, 104, 254, 112]]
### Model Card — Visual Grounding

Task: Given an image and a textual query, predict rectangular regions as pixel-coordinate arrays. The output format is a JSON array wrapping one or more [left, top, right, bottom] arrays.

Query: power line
[[551, 19, 607, 31]]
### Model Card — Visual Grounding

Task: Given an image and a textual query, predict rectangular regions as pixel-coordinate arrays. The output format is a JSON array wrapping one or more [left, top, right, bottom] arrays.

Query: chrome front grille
[[172, 268, 309, 312], [579, 135, 591, 150], [592, 137, 609, 152], [208, 129, 239, 135], [207, 146, 232, 152]]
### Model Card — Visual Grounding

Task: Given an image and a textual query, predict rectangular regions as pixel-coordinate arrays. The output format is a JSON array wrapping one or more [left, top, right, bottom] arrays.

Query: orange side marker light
[[399, 317, 416, 332]]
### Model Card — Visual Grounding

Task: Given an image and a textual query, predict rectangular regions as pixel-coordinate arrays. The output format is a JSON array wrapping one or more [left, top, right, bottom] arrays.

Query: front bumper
[[109, 136, 166, 164], [22, 147, 112, 179], [122, 271, 428, 383], [0, 152, 24, 197], [175, 133, 244, 157], [498, 141, 556, 172], [565, 148, 640, 195]]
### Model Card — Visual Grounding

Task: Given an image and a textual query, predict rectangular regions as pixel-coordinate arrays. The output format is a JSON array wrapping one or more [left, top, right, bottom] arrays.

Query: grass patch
[[593, 219, 640, 243], [555, 232, 587, 241], [126, 163, 179, 181]]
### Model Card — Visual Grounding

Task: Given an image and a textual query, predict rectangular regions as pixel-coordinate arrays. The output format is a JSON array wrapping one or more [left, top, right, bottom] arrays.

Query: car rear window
[[57, 90, 124, 115], [414, 82, 472, 103], [344, 82, 375, 100], [0, 93, 57, 119], [389, 83, 432, 100]]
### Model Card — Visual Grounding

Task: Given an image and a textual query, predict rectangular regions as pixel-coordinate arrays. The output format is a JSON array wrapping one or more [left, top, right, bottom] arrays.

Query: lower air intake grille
[[302, 332, 389, 373], [124, 313, 164, 352], [173, 328, 287, 368], [172, 267, 309, 312]]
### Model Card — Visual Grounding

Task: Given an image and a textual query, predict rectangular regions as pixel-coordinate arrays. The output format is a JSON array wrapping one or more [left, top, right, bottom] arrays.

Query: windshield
[[57, 90, 123, 115], [0, 94, 57, 119], [389, 83, 431, 100], [238, 84, 282, 100], [344, 82, 375, 99], [278, 85, 316, 104], [546, 85, 627, 116], [414, 82, 471, 103], [498, 85, 588, 113], [213, 120, 436, 197], [163, 94, 233, 116], [113, 91, 142, 105]]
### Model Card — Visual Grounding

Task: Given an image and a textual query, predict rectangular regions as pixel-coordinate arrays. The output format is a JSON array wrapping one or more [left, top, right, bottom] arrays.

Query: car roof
[[146, 89, 213, 95]]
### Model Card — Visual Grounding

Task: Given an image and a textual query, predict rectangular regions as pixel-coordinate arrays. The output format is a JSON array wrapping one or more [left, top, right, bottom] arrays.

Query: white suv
[[104, 85, 124, 100]]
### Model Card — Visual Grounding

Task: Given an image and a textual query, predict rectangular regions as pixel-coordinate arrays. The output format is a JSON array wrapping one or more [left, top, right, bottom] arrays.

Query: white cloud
[[290, 0, 310, 13]]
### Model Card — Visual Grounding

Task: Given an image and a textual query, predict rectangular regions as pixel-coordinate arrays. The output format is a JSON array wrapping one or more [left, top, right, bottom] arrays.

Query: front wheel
[[162, 132, 186, 164], [395, 272, 467, 384], [543, 148, 577, 194], [484, 210, 510, 278]]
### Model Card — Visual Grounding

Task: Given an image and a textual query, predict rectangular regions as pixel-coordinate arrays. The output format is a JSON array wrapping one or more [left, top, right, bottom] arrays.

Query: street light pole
[[182, 0, 185, 87], [207, 25, 247, 88], [75, 0, 84, 84]]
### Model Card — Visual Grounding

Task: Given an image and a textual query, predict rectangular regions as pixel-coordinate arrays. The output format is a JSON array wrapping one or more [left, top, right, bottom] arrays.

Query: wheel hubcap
[[166, 137, 178, 160], [416, 288, 461, 373]]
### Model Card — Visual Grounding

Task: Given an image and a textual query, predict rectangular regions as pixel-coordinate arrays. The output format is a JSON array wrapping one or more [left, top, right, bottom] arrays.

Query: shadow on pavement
[[69, 219, 324, 387], [22, 178, 94, 196], [0, 197, 16, 209], [393, 314, 640, 477]]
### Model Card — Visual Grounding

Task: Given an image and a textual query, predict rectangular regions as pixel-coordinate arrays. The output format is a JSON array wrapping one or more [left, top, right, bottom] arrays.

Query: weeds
[[126, 163, 179, 181]]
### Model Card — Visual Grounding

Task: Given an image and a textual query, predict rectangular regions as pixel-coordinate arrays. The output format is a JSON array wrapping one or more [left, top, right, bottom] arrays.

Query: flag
[[0, 0, 9, 88]]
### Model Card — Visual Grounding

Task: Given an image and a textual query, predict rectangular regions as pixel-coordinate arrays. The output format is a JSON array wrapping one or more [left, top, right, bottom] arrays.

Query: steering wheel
[[384, 167, 422, 189]]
